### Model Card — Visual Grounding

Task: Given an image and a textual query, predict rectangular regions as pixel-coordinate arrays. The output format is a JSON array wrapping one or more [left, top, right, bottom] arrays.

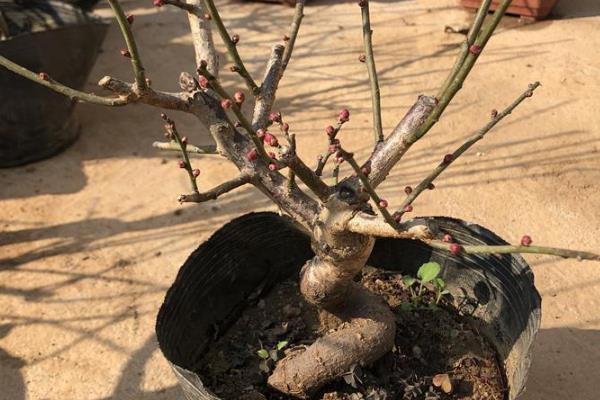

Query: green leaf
[[434, 277, 446, 290], [417, 262, 441, 283], [276, 340, 289, 351], [257, 349, 269, 359], [402, 275, 417, 287]]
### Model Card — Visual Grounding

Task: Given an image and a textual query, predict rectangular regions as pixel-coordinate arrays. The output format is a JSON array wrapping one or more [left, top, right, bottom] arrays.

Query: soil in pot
[[197, 267, 505, 400]]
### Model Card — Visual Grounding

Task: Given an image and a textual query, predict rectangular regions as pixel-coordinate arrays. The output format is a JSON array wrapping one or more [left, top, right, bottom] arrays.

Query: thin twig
[[437, 0, 492, 97], [252, 45, 284, 130], [0, 55, 127, 106], [339, 148, 399, 229], [281, 0, 305, 73], [161, 114, 200, 196], [107, 0, 146, 90], [152, 141, 218, 154], [201, 0, 259, 94], [178, 174, 251, 203], [426, 240, 600, 261], [393, 82, 540, 220], [359, 0, 384, 143]]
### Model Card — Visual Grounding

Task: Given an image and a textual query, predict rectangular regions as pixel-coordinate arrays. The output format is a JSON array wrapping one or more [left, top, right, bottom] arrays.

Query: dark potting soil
[[198, 268, 505, 400]]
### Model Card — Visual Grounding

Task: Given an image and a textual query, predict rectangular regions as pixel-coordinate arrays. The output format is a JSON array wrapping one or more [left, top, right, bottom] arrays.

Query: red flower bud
[[404, 204, 413, 212], [198, 75, 208, 89], [443, 234, 453, 243], [358, 54, 366, 63], [521, 235, 532, 247], [256, 129, 266, 139], [192, 168, 200, 177], [246, 149, 258, 161], [361, 165, 371, 176], [358, 0, 367, 7], [469, 44, 482, 55], [120, 49, 131, 58], [268, 163, 277, 171], [233, 91, 245, 104], [338, 108, 350, 123], [404, 186, 413, 195], [178, 160, 186, 168], [268, 152, 276, 158], [264, 133, 279, 147], [326, 125, 335, 136], [379, 199, 388, 208], [220, 99, 233, 109], [38, 72, 50, 81], [231, 34, 240, 44], [268, 112, 281, 123], [427, 182, 435, 190], [153, 0, 164, 7], [449, 243, 462, 255], [126, 14, 134, 24], [443, 154, 453, 163]]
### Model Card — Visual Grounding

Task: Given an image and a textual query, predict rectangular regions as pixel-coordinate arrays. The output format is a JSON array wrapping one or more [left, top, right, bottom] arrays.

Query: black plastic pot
[[156, 212, 541, 400], [0, 1, 108, 167]]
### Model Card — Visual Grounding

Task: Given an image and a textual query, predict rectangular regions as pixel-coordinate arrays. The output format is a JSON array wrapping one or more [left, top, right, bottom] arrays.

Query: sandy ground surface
[[1, 0, 599, 399]]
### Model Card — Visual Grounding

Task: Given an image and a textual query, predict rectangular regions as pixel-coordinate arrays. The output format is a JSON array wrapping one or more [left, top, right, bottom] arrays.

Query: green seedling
[[256, 340, 289, 373], [402, 262, 450, 307]]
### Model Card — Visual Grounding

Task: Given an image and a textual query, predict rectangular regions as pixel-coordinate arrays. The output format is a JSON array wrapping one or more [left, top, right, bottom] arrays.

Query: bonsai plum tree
[[1, 0, 598, 397]]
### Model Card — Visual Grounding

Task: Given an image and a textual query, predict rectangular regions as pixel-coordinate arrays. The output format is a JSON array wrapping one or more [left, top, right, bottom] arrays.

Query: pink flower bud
[[469, 44, 482, 55], [361, 165, 371, 175], [234, 91, 245, 104], [231, 34, 240, 44], [443, 234, 453, 243], [264, 133, 279, 147], [178, 160, 186, 168], [192, 168, 200, 177], [404, 186, 413, 195], [328, 144, 338, 154], [338, 108, 350, 123], [153, 0, 164, 7], [449, 243, 462, 255], [198, 75, 208, 89], [326, 125, 335, 136], [358, 0, 367, 7], [268, 163, 277, 171], [126, 14, 134, 24], [268, 152, 276, 159], [521, 235, 532, 247], [38, 72, 50, 81], [120, 49, 131, 58], [443, 154, 453, 163], [379, 199, 388, 208], [220, 99, 233, 109], [404, 204, 413, 212], [268, 112, 281, 123], [256, 129, 265, 139], [282, 123, 289, 132], [246, 149, 258, 161]]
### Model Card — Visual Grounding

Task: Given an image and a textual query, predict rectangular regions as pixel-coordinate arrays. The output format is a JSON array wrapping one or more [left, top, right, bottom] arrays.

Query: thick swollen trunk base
[[267, 284, 396, 398]]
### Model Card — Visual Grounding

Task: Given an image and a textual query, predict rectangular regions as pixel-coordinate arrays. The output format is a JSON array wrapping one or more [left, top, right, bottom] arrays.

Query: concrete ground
[[1, 0, 599, 398]]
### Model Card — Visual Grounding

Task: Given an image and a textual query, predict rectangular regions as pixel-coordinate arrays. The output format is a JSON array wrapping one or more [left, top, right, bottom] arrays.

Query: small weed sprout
[[402, 262, 450, 308], [257, 340, 289, 373]]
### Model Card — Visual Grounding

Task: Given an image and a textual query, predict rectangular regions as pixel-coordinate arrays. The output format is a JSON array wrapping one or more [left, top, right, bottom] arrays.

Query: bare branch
[[0, 55, 127, 106], [252, 45, 284, 130], [366, 95, 437, 187], [153, 141, 218, 154], [426, 240, 600, 261], [184, 0, 219, 74], [98, 76, 193, 112], [338, 148, 399, 229], [281, 0, 306, 73], [346, 213, 433, 240], [394, 82, 541, 220], [161, 114, 200, 196], [281, 149, 331, 202], [178, 174, 251, 203], [359, 0, 384, 143], [438, 0, 492, 97], [201, 0, 259, 94], [107, 0, 147, 90]]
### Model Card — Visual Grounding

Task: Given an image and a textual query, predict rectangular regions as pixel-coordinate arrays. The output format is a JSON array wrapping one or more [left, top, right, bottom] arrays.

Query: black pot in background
[[156, 212, 541, 400], [0, 1, 107, 167]]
